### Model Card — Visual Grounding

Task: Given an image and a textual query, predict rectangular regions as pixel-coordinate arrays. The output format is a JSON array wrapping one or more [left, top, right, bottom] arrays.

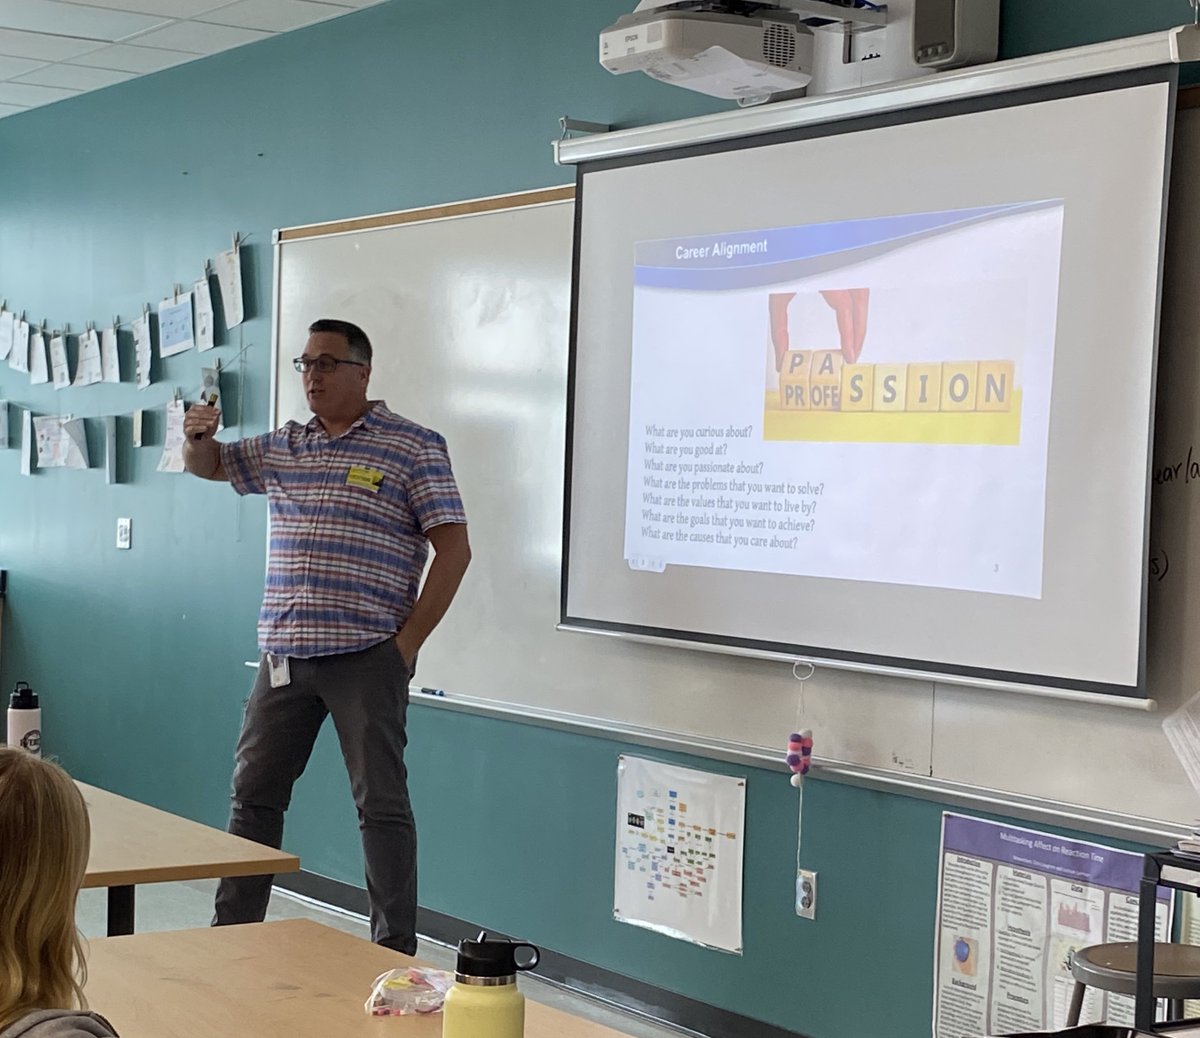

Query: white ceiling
[[0, 0, 387, 120]]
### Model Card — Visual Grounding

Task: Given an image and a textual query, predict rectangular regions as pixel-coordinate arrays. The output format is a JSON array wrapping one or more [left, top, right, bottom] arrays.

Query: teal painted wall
[[0, 3, 1187, 1035]]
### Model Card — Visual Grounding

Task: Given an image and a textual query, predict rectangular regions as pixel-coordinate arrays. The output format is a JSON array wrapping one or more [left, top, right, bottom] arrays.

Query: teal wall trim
[[0, 3, 1188, 1035]]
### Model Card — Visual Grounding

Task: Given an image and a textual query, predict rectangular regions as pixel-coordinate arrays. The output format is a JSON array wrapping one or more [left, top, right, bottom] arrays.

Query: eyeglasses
[[292, 354, 366, 374]]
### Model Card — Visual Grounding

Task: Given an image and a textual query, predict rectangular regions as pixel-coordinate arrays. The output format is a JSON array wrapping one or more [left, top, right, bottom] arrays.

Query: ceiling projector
[[600, 2, 816, 102]]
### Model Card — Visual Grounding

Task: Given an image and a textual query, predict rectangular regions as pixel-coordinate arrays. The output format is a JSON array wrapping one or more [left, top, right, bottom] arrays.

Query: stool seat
[[1070, 941, 1200, 998]]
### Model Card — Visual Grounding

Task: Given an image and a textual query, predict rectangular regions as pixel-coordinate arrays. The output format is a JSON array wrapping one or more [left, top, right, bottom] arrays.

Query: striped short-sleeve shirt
[[220, 402, 466, 658]]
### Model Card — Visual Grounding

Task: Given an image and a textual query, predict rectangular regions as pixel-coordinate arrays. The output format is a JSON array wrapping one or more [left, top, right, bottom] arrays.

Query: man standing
[[183, 318, 470, 954]]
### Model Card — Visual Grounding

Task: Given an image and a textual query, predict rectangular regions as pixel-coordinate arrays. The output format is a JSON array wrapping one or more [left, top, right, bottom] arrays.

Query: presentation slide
[[565, 73, 1174, 693], [625, 201, 1064, 598]]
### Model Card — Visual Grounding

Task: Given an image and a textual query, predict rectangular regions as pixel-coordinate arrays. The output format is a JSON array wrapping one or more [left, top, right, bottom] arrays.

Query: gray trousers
[[213, 639, 416, 954]]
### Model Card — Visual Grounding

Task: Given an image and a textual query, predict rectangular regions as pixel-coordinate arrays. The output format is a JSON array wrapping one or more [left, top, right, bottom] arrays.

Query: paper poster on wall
[[10, 323, 30, 375], [156, 398, 186, 473], [72, 328, 103, 387], [194, 276, 215, 351], [158, 294, 194, 358], [133, 313, 152, 389], [215, 245, 244, 327], [614, 755, 745, 954], [32, 416, 88, 469], [28, 328, 48, 385], [0, 310, 13, 361], [934, 814, 1171, 1038], [100, 327, 120, 383]]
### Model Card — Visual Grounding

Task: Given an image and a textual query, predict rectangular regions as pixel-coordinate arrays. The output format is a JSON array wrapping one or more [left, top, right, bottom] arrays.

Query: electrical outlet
[[796, 869, 817, 919], [116, 517, 132, 550]]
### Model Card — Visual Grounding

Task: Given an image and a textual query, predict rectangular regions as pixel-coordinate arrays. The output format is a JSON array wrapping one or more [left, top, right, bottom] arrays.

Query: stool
[[1067, 942, 1200, 1025]]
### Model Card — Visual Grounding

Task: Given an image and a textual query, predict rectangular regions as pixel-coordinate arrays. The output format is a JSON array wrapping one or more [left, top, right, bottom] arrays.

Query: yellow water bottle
[[441, 931, 540, 1038]]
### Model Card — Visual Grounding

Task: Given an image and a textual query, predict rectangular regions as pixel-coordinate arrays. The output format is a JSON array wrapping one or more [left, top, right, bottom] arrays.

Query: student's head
[[0, 749, 91, 1030]]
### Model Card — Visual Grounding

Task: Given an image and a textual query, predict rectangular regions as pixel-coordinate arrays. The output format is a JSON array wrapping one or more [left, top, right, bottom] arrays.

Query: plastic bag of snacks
[[364, 967, 454, 1016]]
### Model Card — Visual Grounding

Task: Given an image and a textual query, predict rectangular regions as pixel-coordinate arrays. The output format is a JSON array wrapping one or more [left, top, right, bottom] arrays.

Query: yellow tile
[[779, 350, 812, 410], [940, 362, 979, 412], [977, 360, 1015, 412], [808, 349, 844, 410], [906, 363, 942, 412], [872, 363, 908, 412], [841, 364, 875, 412]]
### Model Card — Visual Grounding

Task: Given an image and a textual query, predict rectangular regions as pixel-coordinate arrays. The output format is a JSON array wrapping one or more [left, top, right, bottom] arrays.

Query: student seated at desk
[[0, 750, 117, 1038]]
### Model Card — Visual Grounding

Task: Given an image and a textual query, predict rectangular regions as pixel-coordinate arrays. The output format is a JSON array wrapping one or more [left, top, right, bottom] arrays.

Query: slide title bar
[[556, 27, 1200, 166]]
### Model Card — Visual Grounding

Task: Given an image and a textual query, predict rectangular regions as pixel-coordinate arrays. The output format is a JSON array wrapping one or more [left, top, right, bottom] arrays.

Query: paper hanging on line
[[215, 245, 244, 327], [72, 328, 103, 387], [48, 334, 70, 389], [0, 400, 8, 450], [158, 293, 194, 358], [33, 415, 88, 469], [10, 322, 30, 375], [27, 328, 46, 384], [104, 415, 117, 484], [20, 409, 31, 475], [194, 276, 215, 351], [100, 327, 120, 383], [157, 398, 186, 473], [133, 314, 152, 389], [0, 311, 13, 361]]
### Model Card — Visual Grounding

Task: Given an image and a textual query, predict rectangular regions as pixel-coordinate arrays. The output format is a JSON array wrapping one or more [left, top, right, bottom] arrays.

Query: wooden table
[[80, 782, 299, 937], [86, 919, 631, 1037]]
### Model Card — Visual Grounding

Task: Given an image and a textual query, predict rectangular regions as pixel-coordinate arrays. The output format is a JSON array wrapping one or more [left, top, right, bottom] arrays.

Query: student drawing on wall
[[768, 288, 870, 368]]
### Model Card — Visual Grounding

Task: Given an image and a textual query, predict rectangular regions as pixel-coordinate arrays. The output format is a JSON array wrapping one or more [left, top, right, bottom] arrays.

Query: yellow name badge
[[346, 465, 384, 492]]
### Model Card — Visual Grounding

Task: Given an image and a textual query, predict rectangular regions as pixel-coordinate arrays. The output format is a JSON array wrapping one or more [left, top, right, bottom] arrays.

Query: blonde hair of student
[[0, 748, 91, 1031]]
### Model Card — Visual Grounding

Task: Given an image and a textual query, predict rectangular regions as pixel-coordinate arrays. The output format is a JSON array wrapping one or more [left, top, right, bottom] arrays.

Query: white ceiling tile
[[69, 43, 195, 73], [0, 29, 105, 62], [15, 63, 134, 89], [0, 100, 30, 117], [0, 81, 79, 106], [123, 19, 271, 53], [0, 55, 47, 81], [199, 0, 348, 33], [0, 1, 169, 42], [61, 1, 241, 15]]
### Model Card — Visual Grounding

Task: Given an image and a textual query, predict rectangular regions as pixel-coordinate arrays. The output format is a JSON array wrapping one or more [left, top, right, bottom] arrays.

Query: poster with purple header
[[934, 814, 1171, 1038]]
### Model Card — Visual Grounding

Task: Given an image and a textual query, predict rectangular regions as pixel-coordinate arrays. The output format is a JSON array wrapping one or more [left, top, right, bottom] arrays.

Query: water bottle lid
[[455, 931, 539, 978], [10, 682, 37, 710]]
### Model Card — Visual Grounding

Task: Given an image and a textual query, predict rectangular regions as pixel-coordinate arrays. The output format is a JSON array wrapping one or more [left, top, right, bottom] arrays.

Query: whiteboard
[[272, 125, 1200, 826]]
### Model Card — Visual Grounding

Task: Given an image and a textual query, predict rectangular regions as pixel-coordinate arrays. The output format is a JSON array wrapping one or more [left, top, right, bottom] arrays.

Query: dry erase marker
[[419, 687, 444, 697], [192, 392, 217, 440]]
